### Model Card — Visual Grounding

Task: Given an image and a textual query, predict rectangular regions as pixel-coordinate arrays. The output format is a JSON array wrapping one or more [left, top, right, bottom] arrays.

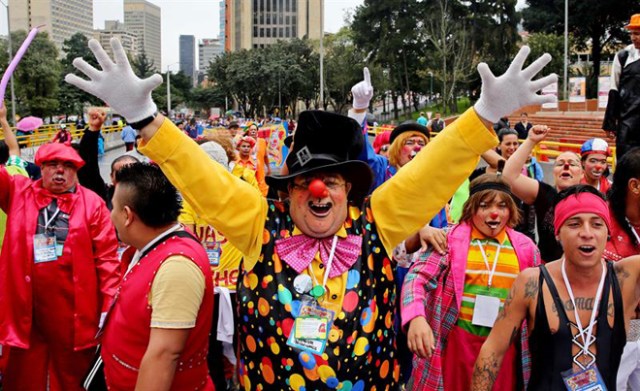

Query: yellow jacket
[[140, 108, 497, 271]]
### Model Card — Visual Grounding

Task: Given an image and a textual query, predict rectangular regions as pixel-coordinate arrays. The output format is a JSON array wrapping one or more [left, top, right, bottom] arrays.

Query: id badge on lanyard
[[561, 365, 607, 391], [205, 239, 221, 266], [287, 295, 336, 355], [34, 206, 62, 263], [471, 239, 502, 328], [33, 234, 58, 263], [472, 288, 502, 328]]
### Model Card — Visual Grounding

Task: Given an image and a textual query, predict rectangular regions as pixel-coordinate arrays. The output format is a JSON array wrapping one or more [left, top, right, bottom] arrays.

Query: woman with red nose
[[401, 174, 540, 390], [503, 125, 584, 262]]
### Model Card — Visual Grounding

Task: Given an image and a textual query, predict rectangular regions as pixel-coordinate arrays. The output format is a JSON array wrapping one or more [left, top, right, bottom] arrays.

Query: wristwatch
[[129, 112, 158, 130]]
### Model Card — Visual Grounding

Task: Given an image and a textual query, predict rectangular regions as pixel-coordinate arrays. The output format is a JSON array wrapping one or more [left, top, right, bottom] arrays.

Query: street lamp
[[1, 0, 17, 125], [319, 0, 324, 109], [563, 0, 568, 100], [166, 62, 179, 118]]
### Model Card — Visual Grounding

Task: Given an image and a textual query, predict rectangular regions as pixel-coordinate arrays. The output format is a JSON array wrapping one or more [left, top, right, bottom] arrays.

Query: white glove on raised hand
[[474, 46, 557, 124], [351, 67, 374, 110], [65, 38, 163, 123]]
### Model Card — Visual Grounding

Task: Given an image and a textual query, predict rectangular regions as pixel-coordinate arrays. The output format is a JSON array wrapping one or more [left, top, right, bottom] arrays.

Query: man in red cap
[[603, 14, 640, 160], [0, 142, 120, 390], [472, 184, 640, 390]]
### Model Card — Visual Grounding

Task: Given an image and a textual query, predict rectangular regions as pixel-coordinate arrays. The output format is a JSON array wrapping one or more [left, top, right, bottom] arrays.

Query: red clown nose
[[308, 179, 329, 198], [490, 212, 499, 219]]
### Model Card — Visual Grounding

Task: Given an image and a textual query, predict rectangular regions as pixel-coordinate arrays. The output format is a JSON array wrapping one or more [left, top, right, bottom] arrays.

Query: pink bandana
[[554, 192, 611, 234], [275, 234, 363, 278]]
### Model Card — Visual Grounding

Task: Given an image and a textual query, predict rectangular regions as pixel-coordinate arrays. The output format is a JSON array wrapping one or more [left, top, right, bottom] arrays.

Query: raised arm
[[481, 149, 503, 169], [0, 103, 20, 157], [471, 267, 538, 390], [349, 68, 390, 190], [502, 125, 550, 205], [373, 47, 558, 254], [66, 38, 268, 266]]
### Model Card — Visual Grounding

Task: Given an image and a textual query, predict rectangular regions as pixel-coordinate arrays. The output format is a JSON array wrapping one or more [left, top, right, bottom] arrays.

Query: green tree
[[189, 86, 227, 111], [526, 32, 571, 90], [58, 33, 102, 119], [9, 30, 61, 117], [351, 0, 425, 118], [131, 50, 157, 78], [522, 0, 640, 97]]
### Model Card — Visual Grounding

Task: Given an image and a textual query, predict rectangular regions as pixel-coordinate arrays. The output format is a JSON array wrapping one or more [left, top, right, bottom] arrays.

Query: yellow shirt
[[140, 109, 497, 296], [180, 201, 243, 291], [149, 256, 205, 329]]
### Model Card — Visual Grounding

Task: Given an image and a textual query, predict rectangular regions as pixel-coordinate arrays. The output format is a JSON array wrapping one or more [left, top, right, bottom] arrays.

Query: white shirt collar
[[126, 223, 183, 274]]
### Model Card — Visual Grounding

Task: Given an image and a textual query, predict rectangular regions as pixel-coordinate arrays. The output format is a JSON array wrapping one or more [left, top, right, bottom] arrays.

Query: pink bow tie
[[275, 234, 363, 278]]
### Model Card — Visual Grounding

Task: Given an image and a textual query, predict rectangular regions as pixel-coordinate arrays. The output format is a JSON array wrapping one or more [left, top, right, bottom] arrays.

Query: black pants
[[208, 292, 238, 391], [616, 122, 640, 161]]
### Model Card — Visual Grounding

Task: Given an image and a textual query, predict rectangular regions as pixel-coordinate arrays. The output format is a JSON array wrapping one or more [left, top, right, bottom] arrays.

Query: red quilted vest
[[101, 233, 214, 390]]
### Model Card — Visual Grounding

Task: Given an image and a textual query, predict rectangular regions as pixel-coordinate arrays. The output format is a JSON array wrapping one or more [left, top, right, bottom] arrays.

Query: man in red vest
[[103, 163, 214, 390], [0, 142, 120, 390]]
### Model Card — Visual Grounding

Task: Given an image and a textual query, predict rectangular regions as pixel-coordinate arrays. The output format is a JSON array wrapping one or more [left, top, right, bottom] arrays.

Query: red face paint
[[490, 212, 499, 219]]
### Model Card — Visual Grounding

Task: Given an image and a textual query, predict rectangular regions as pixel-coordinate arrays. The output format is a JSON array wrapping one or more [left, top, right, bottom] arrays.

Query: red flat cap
[[35, 143, 85, 169]]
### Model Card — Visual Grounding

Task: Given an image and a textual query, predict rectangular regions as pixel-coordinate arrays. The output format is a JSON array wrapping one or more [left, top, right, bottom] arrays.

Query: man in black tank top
[[471, 185, 640, 390]]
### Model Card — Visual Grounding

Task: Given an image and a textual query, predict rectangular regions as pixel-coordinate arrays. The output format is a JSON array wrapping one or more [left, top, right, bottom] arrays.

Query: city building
[[94, 20, 138, 59], [219, 0, 226, 47], [179, 35, 196, 84], [225, 0, 323, 51], [199, 38, 224, 72], [9, 0, 94, 51], [124, 0, 162, 70]]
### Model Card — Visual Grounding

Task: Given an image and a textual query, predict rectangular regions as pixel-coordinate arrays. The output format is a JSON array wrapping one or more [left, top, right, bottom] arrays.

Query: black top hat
[[266, 111, 373, 204], [389, 121, 430, 145]]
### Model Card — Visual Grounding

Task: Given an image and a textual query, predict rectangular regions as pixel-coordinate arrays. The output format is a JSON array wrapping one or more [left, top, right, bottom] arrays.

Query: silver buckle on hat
[[296, 146, 312, 167]]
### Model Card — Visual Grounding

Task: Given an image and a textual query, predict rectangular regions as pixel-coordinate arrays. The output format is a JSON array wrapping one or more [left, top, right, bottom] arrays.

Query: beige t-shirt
[[149, 255, 205, 329]]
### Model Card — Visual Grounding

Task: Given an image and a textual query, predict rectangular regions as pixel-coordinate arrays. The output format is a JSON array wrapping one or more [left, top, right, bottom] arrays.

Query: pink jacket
[[400, 222, 540, 390]]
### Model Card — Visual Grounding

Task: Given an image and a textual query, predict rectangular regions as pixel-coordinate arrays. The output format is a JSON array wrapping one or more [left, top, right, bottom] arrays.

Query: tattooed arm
[[614, 256, 640, 320], [471, 268, 538, 390]]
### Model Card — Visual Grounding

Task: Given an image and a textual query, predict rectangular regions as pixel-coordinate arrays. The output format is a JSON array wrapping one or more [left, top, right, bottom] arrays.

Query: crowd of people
[[0, 13, 637, 391]]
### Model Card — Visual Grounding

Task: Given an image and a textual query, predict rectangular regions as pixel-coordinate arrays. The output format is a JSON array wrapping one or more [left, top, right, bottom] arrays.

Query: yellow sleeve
[[149, 256, 205, 329], [371, 108, 498, 256], [139, 119, 268, 265], [178, 201, 197, 225]]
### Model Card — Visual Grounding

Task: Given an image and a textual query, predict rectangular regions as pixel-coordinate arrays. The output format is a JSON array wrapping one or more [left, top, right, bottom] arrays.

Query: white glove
[[351, 67, 374, 110], [474, 46, 558, 124], [65, 38, 163, 123]]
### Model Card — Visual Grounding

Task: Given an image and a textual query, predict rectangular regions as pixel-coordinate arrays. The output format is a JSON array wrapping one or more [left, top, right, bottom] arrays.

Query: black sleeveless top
[[528, 262, 625, 390]]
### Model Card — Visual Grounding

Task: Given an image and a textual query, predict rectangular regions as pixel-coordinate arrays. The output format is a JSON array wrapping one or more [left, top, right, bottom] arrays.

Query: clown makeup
[[553, 152, 583, 190], [471, 193, 511, 238], [41, 160, 78, 193], [583, 153, 608, 186], [288, 172, 352, 238], [398, 136, 427, 167]]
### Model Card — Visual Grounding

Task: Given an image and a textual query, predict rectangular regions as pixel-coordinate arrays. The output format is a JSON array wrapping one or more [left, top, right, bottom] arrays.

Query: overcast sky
[[1, 0, 527, 72]]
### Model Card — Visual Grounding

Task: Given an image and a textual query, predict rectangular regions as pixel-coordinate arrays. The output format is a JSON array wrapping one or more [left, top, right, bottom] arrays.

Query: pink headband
[[553, 192, 611, 235]]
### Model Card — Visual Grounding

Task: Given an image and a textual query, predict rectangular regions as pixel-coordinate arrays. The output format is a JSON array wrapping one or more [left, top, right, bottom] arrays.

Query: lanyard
[[475, 239, 501, 288], [43, 206, 61, 232], [308, 235, 338, 298], [625, 218, 640, 243], [561, 258, 606, 361]]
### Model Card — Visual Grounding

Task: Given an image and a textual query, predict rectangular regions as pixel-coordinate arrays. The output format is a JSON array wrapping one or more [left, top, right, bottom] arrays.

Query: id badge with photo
[[561, 365, 607, 391], [287, 297, 335, 355], [472, 289, 502, 328], [33, 234, 58, 263], [205, 240, 221, 266]]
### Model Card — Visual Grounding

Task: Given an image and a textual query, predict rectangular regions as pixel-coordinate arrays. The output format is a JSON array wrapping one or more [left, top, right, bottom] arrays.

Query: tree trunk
[[589, 32, 602, 100]]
